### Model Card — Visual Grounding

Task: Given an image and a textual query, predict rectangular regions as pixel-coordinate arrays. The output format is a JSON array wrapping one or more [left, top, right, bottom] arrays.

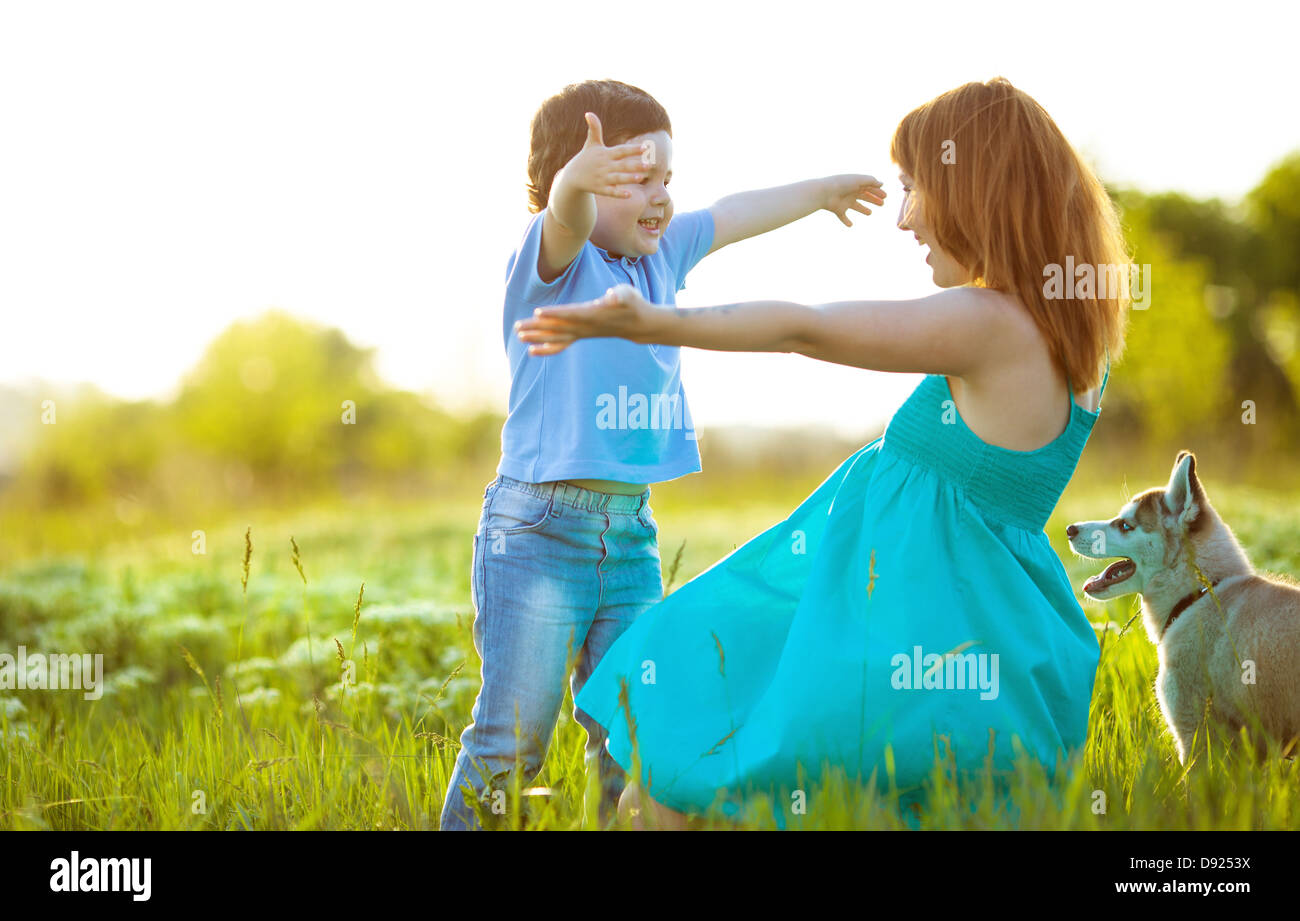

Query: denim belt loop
[[560, 480, 586, 510]]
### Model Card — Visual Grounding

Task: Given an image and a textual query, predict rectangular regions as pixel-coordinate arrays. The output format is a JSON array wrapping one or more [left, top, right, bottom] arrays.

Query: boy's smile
[[592, 129, 673, 261]]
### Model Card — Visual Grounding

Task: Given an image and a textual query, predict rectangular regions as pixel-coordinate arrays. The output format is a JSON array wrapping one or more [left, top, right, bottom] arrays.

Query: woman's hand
[[514, 284, 664, 356], [821, 174, 886, 227]]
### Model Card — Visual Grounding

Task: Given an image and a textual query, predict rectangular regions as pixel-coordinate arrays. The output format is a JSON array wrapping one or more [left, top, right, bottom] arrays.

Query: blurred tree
[[173, 310, 375, 482], [1246, 152, 1300, 294], [1106, 198, 1234, 446], [1107, 152, 1300, 451], [18, 385, 169, 504], [11, 310, 502, 506], [1244, 153, 1300, 428]]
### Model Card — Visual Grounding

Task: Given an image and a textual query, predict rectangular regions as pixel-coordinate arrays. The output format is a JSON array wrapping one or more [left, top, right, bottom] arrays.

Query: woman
[[515, 77, 1131, 829]]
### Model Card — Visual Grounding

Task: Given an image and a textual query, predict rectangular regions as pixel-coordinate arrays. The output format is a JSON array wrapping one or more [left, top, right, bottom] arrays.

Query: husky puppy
[[1067, 451, 1300, 764]]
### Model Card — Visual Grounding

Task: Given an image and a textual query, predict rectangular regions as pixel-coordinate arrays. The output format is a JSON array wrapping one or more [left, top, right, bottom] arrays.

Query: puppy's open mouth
[[1083, 558, 1136, 595]]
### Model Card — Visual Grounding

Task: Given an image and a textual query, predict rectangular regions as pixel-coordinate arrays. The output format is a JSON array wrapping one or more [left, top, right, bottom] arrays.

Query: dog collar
[[1163, 578, 1222, 634]]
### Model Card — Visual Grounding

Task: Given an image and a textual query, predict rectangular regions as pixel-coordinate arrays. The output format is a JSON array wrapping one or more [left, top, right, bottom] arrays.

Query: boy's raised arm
[[706, 175, 886, 255], [538, 113, 652, 284]]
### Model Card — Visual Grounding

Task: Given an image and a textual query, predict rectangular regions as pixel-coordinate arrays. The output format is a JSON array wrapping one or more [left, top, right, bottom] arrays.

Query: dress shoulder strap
[[1066, 347, 1111, 411]]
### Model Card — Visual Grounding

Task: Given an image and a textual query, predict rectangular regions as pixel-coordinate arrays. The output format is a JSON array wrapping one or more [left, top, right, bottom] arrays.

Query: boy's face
[[591, 129, 673, 261]]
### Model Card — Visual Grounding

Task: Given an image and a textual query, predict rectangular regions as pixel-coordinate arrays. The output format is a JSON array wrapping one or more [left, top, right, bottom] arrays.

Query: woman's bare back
[[945, 290, 1102, 453]]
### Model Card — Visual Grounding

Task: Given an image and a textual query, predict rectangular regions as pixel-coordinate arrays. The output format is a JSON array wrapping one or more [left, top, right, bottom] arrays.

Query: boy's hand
[[559, 113, 654, 200], [821, 174, 887, 227], [514, 284, 663, 355]]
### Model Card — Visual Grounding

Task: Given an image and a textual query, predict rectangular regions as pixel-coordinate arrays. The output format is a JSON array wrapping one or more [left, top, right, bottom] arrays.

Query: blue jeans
[[439, 475, 663, 830]]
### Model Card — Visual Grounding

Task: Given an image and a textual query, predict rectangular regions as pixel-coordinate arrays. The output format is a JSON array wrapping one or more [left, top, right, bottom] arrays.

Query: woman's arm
[[515, 284, 1022, 378]]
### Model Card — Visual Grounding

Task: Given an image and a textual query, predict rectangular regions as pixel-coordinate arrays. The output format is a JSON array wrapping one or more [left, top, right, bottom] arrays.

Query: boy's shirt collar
[[595, 245, 640, 266]]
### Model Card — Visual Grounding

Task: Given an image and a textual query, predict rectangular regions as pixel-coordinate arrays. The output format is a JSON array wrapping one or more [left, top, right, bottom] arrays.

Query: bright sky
[[3, 0, 1297, 438]]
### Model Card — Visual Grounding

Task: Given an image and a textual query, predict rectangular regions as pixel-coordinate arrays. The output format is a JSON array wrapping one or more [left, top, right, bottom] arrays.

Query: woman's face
[[897, 172, 971, 287]]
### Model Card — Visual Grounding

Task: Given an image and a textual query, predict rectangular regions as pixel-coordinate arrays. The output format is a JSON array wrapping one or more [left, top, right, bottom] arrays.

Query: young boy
[[439, 79, 884, 830]]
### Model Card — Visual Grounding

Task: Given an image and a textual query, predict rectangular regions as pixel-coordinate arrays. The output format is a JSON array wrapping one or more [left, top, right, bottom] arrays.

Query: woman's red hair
[[891, 77, 1130, 391]]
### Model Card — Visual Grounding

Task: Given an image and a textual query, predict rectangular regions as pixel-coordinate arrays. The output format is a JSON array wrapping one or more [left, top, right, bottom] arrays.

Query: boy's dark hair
[[526, 80, 672, 214]]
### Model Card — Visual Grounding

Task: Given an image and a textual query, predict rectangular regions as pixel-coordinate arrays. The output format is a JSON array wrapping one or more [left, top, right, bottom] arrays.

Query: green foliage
[[1258, 290, 1300, 406], [173, 310, 376, 478], [19, 387, 172, 504], [1103, 151, 1300, 449], [9, 309, 501, 507], [1246, 151, 1300, 293], [1106, 196, 1234, 444]]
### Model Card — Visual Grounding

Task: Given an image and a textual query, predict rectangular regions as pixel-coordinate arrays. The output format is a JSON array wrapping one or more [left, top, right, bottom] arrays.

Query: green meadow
[[4, 155, 1299, 829], [3, 455, 1298, 831]]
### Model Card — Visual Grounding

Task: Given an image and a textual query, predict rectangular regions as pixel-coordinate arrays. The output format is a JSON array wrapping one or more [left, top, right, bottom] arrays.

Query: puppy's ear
[[1165, 451, 1205, 530]]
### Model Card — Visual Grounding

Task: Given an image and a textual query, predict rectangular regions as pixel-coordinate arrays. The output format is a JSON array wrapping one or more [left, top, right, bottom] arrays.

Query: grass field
[[3, 462, 1299, 830]]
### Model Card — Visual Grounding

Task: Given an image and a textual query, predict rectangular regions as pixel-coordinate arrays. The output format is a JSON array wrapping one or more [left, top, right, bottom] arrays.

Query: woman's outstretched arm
[[514, 283, 1023, 378]]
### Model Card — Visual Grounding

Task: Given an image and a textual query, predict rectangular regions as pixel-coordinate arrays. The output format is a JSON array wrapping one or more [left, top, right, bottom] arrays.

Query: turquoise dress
[[574, 362, 1110, 825]]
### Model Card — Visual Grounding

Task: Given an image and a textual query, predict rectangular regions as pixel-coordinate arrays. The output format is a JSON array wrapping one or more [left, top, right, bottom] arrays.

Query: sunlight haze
[[3, 0, 1296, 439]]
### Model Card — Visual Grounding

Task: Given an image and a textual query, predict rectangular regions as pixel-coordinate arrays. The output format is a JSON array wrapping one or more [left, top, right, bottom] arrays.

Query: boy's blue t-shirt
[[498, 208, 715, 484]]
